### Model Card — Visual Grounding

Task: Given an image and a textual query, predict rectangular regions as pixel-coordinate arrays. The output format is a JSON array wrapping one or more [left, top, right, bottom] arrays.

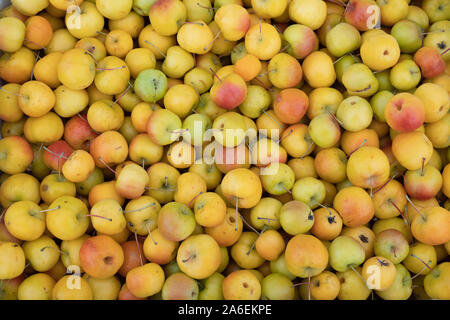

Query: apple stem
[[421, 157, 425, 176], [316, 202, 333, 216], [280, 43, 290, 53], [246, 226, 265, 255], [96, 65, 126, 71], [184, 21, 204, 26], [347, 139, 368, 158], [410, 254, 434, 272], [123, 203, 156, 214], [113, 82, 132, 106], [209, 67, 222, 83], [132, 229, 144, 266], [300, 141, 314, 159], [333, 54, 348, 65], [388, 199, 409, 225], [204, 30, 221, 52], [440, 47, 450, 56], [84, 50, 98, 64], [256, 217, 279, 225], [259, 18, 262, 41], [372, 174, 397, 196], [0, 86, 27, 98], [241, 214, 261, 235], [348, 52, 359, 63], [30, 52, 41, 80], [235, 197, 239, 231], [24, 38, 47, 50], [96, 31, 118, 42], [278, 129, 294, 143], [98, 157, 117, 175], [42, 146, 69, 160], [326, 109, 344, 127], [291, 281, 308, 288], [262, 110, 283, 129], [280, 185, 292, 194], [86, 214, 113, 222], [421, 30, 445, 36], [76, 113, 89, 123], [196, 2, 214, 11], [182, 255, 193, 263], [188, 191, 204, 207], [350, 265, 370, 289], [272, 24, 282, 34], [40, 206, 61, 213], [253, 76, 269, 90], [308, 271, 311, 301], [326, 0, 347, 7], [146, 224, 158, 246], [144, 40, 166, 58], [40, 246, 66, 255], [405, 194, 426, 220], [145, 186, 176, 192], [410, 265, 428, 280]]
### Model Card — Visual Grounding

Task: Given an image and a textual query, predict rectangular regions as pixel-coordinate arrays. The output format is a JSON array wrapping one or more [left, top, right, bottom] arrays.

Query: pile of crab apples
[[0, 0, 449, 301]]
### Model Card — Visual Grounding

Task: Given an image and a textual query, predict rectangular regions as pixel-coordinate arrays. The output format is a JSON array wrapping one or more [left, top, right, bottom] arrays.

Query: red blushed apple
[[43, 140, 74, 172], [119, 241, 146, 278], [345, 0, 381, 31], [414, 47, 446, 79], [210, 73, 247, 110], [215, 144, 251, 174], [64, 114, 99, 151], [404, 165, 443, 200], [79, 235, 125, 279], [273, 88, 309, 125], [385, 93, 425, 133]]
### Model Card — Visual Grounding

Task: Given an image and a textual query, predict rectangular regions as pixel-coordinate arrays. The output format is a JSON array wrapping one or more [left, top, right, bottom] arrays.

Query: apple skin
[[64, 114, 99, 151], [283, 24, 318, 59], [404, 165, 443, 200], [345, 0, 381, 31], [0, 135, 34, 175], [414, 46, 446, 79], [384, 93, 425, 133], [273, 88, 308, 125], [43, 140, 74, 172], [210, 73, 247, 110], [374, 229, 409, 264], [333, 187, 375, 227], [328, 235, 365, 272], [79, 235, 125, 280], [134, 69, 168, 103]]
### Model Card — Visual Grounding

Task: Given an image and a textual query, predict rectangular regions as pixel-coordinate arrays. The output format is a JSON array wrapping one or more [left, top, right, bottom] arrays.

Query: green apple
[[260, 163, 295, 196], [389, 60, 421, 91], [376, 264, 412, 300], [390, 20, 423, 53], [326, 23, 361, 57], [329, 235, 365, 272], [134, 69, 168, 103], [198, 272, 224, 300]]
